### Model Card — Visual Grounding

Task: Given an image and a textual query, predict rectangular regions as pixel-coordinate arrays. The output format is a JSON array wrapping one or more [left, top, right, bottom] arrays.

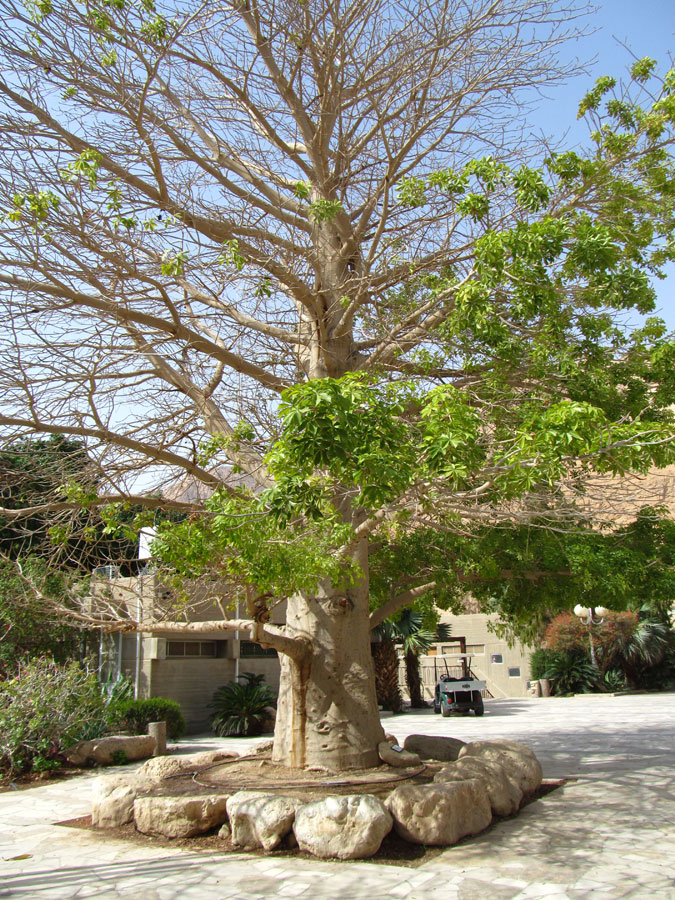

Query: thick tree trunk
[[272, 538, 385, 770], [273, 241, 382, 770]]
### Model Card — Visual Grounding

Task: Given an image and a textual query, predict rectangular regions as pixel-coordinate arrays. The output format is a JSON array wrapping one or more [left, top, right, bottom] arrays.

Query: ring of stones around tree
[[88, 736, 544, 860]]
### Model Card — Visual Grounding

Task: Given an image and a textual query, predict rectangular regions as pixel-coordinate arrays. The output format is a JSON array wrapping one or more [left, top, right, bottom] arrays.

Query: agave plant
[[603, 669, 627, 692], [100, 673, 134, 706], [210, 672, 276, 737]]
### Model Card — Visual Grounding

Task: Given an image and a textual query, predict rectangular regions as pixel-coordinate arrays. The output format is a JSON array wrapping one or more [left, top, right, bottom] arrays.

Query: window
[[491, 653, 503, 664], [240, 641, 278, 658], [166, 640, 217, 658], [438, 644, 485, 659], [508, 667, 521, 678]]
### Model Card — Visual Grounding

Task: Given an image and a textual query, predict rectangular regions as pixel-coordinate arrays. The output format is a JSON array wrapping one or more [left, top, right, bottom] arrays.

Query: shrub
[[529, 647, 557, 681], [108, 697, 186, 740], [0, 658, 107, 775], [544, 611, 675, 689], [210, 672, 276, 737], [542, 651, 602, 696], [544, 611, 639, 672]]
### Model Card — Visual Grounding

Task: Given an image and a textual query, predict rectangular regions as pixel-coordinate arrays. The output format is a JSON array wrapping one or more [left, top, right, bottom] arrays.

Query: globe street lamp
[[573, 605, 609, 668]]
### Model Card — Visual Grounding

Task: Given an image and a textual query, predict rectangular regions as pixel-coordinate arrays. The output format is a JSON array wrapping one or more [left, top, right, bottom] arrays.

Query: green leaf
[[161, 250, 188, 276], [308, 199, 343, 223]]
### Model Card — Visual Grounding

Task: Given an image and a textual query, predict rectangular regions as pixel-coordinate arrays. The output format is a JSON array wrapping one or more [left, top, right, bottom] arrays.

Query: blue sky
[[535, 1, 675, 329]]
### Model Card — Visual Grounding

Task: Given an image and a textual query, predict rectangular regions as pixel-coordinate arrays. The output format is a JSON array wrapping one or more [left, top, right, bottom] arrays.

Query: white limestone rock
[[64, 740, 96, 767], [458, 740, 543, 794], [253, 740, 274, 755], [136, 755, 190, 780], [65, 735, 156, 767], [386, 780, 492, 846], [378, 741, 421, 768], [188, 749, 239, 767], [137, 749, 239, 781], [133, 795, 230, 838], [91, 775, 148, 828], [402, 734, 466, 762], [293, 794, 393, 859], [433, 756, 523, 816], [226, 791, 299, 850]]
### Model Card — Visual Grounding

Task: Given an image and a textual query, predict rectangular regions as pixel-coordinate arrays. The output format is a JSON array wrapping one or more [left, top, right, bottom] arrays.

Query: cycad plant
[[210, 672, 276, 737], [543, 652, 602, 695]]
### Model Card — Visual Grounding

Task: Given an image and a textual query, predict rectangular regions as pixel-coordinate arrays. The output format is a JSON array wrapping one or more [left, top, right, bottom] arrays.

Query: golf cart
[[433, 654, 486, 717]]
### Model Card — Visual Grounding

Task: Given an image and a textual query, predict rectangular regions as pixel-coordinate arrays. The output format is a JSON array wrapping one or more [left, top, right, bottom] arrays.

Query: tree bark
[[272, 537, 385, 770]]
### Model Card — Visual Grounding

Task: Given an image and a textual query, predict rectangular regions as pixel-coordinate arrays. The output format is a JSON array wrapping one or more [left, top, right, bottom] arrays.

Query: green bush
[[0, 658, 107, 775], [543, 612, 675, 690], [108, 697, 186, 740], [543, 651, 602, 695], [529, 647, 557, 681], [210, 672, 276, 737]]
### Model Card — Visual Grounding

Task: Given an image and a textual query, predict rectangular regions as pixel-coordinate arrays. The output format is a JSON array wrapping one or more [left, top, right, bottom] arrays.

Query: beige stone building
[[96, 573, 283, 733], [404, 612, 533, 703], [97, 569, 533, 730]]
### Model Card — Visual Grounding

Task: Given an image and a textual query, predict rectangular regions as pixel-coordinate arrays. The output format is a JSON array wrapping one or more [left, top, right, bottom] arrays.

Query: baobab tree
[[0, 0, 674, 770]]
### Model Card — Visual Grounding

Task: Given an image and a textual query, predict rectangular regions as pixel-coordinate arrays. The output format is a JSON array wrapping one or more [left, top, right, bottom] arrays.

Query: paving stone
[[1, 695, 675, 899]]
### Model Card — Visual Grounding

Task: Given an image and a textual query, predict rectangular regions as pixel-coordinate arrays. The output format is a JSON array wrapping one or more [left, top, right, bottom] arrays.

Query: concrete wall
[[119, 630, 281, 733], [101, 577, 284, 732], [147, 656, 236, 732]]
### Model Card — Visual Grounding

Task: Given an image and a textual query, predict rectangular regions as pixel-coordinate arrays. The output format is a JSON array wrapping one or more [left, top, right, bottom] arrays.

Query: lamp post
[[573, 605, 609, 669]]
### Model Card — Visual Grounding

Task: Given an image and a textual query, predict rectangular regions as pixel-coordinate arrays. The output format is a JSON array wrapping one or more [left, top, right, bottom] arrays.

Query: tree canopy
[[0, 0, 674, 767], [0, 434, 144, 568]]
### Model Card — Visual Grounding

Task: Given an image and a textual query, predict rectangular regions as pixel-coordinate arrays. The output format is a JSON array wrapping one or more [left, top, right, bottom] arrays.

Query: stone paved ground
[[1, 693, 674, 899]]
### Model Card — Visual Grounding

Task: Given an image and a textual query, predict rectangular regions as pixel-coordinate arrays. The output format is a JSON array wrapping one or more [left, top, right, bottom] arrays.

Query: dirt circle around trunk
[[148, 752, 440, 801]]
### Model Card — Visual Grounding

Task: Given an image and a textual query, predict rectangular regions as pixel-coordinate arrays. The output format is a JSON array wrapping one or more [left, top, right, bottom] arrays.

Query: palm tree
[[613, 620, 672, 689], [373, 610, 451, 709], [372, 632, 403, 713]]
